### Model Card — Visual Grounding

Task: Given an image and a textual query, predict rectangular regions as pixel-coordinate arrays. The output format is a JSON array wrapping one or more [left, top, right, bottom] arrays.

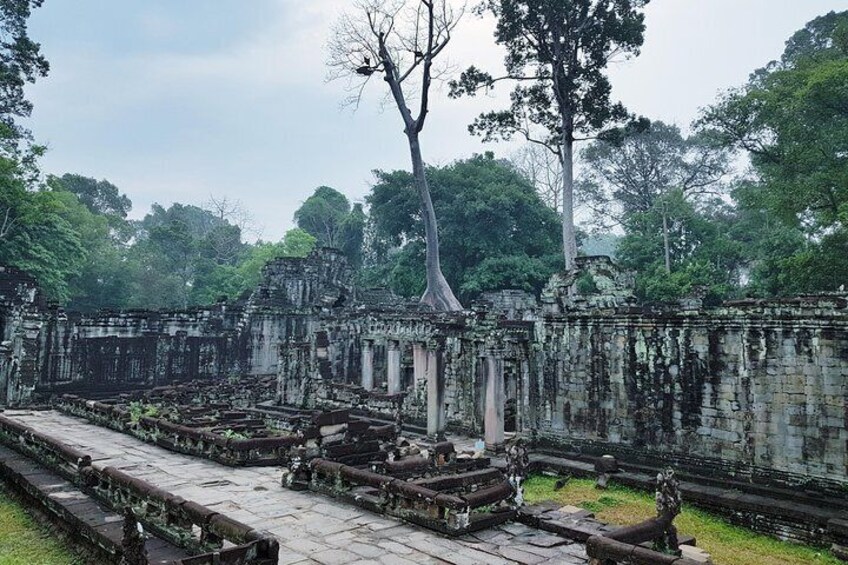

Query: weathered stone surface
[[3, 409, 589, 564], [2, 248, 847, 519]]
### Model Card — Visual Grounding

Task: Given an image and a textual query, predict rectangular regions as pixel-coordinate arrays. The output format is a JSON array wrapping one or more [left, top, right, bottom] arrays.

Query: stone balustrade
[[0, 414, 279, 564]]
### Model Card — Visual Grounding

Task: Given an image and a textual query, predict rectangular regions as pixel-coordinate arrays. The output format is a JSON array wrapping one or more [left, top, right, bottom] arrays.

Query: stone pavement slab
[[3, 410, 589, 564]]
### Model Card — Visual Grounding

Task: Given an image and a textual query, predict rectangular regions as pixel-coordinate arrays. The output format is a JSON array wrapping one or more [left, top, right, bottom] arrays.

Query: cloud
[[23, 0, 848, 241]]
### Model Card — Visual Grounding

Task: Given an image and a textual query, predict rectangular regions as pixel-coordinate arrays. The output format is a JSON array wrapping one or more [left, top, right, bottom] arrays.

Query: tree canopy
[[294, 186, 365, 268], [450, 0, 650, 270], [580, 120, 730, 273], [2, 6, 847, 311], [364, 153, 562, 301], [700, 9, 848, 295], [0, 0, 48, 147]]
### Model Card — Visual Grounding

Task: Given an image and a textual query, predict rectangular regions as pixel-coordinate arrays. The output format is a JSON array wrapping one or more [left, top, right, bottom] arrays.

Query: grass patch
[[523, 475, 841, 565], [0, 490, 84, 565]]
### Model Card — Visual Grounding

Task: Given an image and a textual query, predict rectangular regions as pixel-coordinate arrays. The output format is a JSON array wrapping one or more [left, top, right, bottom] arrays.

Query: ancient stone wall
[[2, 250, 846, 491], [298, 270, 847, 489], [0, 267, 44, 405], [38, 306, 245, 396], [530, 298, 848, 491], [0, 249, 350, 404]]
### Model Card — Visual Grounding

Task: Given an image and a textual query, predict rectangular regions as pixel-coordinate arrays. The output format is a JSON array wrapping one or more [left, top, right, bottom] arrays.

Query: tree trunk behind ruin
[[662, 203, 672, 274], [407, 133, 463, 311], [560, 137, 578, 272]]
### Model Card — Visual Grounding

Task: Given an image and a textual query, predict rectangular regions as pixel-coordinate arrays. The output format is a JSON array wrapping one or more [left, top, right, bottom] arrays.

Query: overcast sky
[[23, 1, 846, 240]]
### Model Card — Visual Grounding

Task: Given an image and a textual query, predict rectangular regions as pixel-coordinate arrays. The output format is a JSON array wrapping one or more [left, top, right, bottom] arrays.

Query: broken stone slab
[[320, 423, 348, 437], [594, 455, 619, 474], [536, 517, 612, 542], [681, 544, 713, 564], [519, 532, 571, 548], [312, 410, 350, 427], [462, 481, 514, 510], [559, 505, 594, 518]]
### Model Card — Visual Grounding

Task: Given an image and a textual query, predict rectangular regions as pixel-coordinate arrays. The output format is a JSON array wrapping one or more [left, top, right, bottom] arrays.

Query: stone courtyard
[[1, 252, 846, 564], [4, 409, 589, 565]]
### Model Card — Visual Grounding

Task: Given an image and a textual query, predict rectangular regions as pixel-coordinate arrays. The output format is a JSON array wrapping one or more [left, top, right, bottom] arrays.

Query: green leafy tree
[[294, 186, 364, 267], [365, 153, 561, 301], [294, 186, 351, 248], [128, 203, 239, 309], [340, 203, 366, 269], [189, 228, 318, 307], [580, 120, 729, 273], [233, 228, 317, 295], [700, 10, 848, 294], [450, 0, 649, 270], [41, 174, 137, 310], [727, 182, 846, 297], [1, 169, 137, 309], [48, 174, 131, 218], [0, 0, 49, 148], [328, 0, 464, 311], [0, 178, 88, 302], [617, 191, 743, 303]]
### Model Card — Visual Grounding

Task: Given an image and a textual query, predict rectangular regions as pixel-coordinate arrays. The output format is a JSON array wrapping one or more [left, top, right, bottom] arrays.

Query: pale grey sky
[[24, 1, 846, 240]]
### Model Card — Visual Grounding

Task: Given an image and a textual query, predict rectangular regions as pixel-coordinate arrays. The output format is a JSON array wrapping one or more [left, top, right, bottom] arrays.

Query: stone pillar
[[387, 340, 402, 394], [426, 343, 445, 440], [412, 342, 427, 387], [518, 358, 530, 434], [361, 339, 374, 391], [485, 353, 505, 452]]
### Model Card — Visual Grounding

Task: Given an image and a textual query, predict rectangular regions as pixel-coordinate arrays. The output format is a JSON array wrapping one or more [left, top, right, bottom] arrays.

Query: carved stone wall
[[2, 251, 846, 491], [300, 297, 847, 488], [529, 300, 848, 492], [0, 267, 43, 405], [0, 250, 346, 404]]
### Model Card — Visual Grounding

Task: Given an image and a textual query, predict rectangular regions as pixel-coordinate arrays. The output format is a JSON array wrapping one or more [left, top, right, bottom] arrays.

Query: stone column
[[518, 358, 530, 434], [387, 340, 402, 394], [412, 343, 426, 387], [0, 345, 9, 406], [426, 342, 445, 440], [361, 339, 374, 391], [485, 352, 505, 452]]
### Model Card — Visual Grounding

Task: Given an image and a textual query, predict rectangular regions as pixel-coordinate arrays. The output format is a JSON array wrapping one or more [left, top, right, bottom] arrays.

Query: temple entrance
[[504, 398, 517, 433]]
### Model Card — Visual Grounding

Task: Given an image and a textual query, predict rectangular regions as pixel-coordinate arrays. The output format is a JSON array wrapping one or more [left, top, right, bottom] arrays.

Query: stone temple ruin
[[0, 250, 846, 564]]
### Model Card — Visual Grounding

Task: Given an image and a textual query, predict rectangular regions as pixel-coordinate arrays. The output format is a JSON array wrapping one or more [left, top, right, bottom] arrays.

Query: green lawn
[[523, 475, 842, 565], [0, 490, 83, 565]]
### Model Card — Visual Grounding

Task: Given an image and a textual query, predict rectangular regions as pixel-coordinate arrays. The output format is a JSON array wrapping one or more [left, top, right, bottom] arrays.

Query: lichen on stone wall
[[1, 250, 846, 493]]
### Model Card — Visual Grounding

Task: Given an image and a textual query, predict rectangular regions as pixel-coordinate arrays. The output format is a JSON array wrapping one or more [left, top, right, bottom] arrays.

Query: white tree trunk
[[408, 133, 463, 311], [662, 206, 671, 274], [560, 139, 578, 271]]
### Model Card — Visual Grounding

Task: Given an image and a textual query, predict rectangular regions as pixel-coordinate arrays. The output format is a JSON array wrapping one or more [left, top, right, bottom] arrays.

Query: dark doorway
[[504, 397, 517, 433]]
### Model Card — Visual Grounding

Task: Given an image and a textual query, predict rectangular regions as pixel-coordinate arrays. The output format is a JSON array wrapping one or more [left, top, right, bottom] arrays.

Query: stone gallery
[[0, 250, 846, 564]]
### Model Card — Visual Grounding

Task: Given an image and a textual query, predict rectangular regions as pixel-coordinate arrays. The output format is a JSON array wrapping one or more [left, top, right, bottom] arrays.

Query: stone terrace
[[3, 409, 589, 565]]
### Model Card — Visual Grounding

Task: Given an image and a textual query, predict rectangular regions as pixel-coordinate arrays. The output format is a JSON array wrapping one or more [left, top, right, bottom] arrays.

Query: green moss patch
[[523, 475, 841, 565]]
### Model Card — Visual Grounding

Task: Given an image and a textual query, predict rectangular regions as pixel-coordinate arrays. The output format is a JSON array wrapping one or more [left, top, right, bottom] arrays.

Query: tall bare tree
[[203, 195, 260, 238], [510, 144, 564, 212], [328, 0, 463, 311]]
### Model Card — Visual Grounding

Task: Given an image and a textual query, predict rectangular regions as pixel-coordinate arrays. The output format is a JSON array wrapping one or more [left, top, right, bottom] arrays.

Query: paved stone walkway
[[3, 410, 589, 565]]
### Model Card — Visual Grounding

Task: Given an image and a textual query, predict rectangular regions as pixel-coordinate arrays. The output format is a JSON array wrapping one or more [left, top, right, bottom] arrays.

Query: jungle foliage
[[2, 6, 847, 308]]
